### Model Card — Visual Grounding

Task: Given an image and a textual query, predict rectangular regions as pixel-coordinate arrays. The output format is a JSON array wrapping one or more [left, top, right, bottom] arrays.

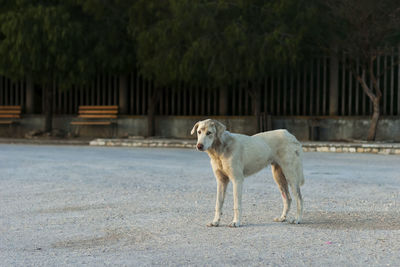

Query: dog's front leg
[[207, 175, 228, 227], [229, 178, 243, 227]]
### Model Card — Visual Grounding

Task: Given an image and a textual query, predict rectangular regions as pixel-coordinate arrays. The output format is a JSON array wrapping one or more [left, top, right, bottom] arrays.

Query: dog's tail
[[299, 172, 305, 186], [297, 145, 305, 186]]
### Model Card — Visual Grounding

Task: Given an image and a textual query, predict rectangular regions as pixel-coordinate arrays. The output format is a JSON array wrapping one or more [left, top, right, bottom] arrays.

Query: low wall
[[155, 116, 258, 138], [273, 116, 400, 142], [0, 115, 399, 141]]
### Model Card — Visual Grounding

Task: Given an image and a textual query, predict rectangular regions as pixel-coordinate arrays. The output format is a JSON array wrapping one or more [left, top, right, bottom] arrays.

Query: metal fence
[[47, 75, 119, 114], [338, 50, 400, 116], [0, 54, 400, 116], [0, 77, 26, 107], [127, 71, 221, 116], [259, 57, 330, 116]]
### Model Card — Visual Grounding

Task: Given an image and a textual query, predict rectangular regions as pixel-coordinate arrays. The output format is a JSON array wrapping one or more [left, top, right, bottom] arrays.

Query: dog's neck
[[207, 131, 231, 157]]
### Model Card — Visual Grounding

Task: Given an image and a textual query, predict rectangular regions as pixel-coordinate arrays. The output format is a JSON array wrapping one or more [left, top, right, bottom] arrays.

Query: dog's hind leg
[[288, 183, 303, 224], [277, 146, 304, 224], [271, 163, 292, 222]]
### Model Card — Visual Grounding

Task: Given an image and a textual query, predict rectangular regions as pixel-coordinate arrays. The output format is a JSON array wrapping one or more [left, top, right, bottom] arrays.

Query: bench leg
[[111, 124, 117, 138], [16, 123, 21, 138], [74, 125, 80, 137]]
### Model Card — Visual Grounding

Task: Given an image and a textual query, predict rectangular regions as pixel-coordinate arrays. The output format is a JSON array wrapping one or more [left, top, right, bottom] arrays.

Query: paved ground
[[0, 144, 399, 266]]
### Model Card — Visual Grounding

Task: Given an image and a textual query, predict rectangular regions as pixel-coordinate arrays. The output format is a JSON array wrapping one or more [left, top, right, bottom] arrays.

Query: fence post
[[329, 49, 339, 115], [25, 76, 36, 114], [219, 87, 228, 115], [119, 74, 128, 114]]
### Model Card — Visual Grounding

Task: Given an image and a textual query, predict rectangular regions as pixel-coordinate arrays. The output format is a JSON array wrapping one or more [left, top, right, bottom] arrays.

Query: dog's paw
[[228, 221, 240, 228], [273, 216, 287, 222], [207, 221, 219, 227], [288, 218, 301, 224]]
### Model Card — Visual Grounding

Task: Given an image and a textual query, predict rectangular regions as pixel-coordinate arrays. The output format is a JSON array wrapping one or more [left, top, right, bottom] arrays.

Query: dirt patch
[[301, 211, 400, 230], [37, 204, 114, 214], [52, 227, 154, 249]]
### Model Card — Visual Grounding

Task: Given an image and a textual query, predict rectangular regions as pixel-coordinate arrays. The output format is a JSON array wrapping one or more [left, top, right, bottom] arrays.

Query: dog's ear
[[213, 120, 226, 137], [191, 122, 200, 135]]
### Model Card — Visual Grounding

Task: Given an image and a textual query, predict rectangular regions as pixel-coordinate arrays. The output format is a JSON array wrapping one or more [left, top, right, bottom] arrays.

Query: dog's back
[[254, 129, 301, 147], [253, 129, 305, 186]]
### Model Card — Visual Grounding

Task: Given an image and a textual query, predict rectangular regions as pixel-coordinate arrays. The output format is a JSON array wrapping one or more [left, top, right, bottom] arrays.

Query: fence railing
[[0, 77, 26, 107], [338, 49, 400, 116], [45, 75, 119, 114], [1, 54, 399, 116]]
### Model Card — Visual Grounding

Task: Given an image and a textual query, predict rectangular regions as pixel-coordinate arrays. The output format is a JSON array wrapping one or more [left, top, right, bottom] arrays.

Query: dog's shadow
[[246, 211, 400, 230]]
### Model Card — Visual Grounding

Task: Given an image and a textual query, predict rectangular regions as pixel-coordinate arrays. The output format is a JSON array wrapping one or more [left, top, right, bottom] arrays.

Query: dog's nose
[[197, 143, 204, 150]]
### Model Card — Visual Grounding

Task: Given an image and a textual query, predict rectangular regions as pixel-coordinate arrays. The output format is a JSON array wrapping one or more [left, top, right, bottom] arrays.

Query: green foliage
[[75, 0, 136, 74], [317, 0, 400, 61], [0, 0, 321, 90], [316, 0, 400, 141], [0, 0, 96, 87], [129, 0, 318, 88]]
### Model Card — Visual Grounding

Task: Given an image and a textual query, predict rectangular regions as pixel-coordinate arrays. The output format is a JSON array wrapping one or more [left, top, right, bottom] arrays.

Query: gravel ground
[[0, 144, 399, 266]]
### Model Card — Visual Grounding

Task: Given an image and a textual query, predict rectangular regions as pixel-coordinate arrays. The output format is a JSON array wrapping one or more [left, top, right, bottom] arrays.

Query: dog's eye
[[206, 131, 211, 136], [198, 130, 201, 134]]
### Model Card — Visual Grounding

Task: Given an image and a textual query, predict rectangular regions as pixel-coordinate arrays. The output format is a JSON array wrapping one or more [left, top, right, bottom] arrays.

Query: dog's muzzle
[[196, 143, 204, 151]]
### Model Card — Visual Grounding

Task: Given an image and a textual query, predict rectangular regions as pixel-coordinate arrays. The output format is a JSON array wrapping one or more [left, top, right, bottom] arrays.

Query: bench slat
[[0, 106, 21, 110], [79, 110, 118, 115], [71, 106, 118, 129], [78, 115, 117, 119], [79, 106, 118, 110], [71, 121, 113, 125], [0, 110, 22, 114], [0, 114, 20, 118], [0, 120, 15, 124]]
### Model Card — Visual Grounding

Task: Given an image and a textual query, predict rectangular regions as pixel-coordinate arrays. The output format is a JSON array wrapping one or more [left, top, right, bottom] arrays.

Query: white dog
[[191, 119, 305, 227]]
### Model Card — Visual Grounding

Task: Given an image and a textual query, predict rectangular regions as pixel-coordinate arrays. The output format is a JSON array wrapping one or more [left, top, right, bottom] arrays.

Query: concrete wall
[[155, 116, 258, 138], [80, 116, 258, 138], [1, 115, 399, 141], [273, 116, 400, 142]]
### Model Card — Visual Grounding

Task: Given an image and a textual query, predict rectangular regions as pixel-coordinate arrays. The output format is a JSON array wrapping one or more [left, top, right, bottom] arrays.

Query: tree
[[320, 0, 400, 140], [0, 0, 96, 133], [129, 0, 317, 134], [77, 0, 135, 74], [128, 0, 170, 136], [76, 0, 137, 115]]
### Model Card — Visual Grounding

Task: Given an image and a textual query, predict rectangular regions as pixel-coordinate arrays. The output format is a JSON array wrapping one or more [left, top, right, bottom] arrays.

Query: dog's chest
[[211, 156, 233, 176]]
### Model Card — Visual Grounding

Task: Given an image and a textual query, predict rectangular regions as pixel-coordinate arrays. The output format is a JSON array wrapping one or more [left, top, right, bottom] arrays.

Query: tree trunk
[[147, 88, 161, 137], [356, 66, 382, 141], [147, 100, 155, 137], [219, 87, 228, 115], [26, 76, 36, 114], [250, 86, 261, 132], [43, 84, 54, 133], [367, 98, 380, 141], [119, 75, 129, 114]]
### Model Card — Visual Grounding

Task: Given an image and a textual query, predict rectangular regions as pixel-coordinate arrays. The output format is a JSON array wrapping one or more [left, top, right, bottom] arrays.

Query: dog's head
[[190, 119, 226, 151]]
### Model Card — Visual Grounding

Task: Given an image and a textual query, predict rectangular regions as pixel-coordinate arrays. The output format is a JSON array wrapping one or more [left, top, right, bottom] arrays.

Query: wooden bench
[[0, 105, 22, 125], [71, 105, 118, 136]]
